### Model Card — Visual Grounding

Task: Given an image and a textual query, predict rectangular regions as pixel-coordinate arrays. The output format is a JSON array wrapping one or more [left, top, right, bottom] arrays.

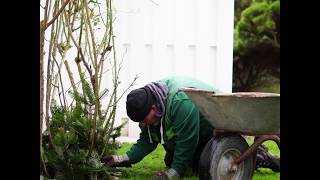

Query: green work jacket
[[126, 76, 221, 175]]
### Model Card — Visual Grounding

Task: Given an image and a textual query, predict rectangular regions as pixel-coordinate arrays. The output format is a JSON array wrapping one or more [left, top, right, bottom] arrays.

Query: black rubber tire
[[199, 137, 218, 180], [199, 135, 254, 180]]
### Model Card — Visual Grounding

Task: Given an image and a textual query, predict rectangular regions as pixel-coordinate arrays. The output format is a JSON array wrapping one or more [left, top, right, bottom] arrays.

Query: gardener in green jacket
[[102, 76, 280, 179]]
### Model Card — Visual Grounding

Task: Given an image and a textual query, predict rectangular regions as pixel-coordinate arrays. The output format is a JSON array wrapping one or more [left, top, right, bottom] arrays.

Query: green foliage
[[235, 0, 279, 52], [234, 0, 252, 24], [110, 122, 127, 143], [66, 72, 95, 110], [233, 0, 280, 91], [79, 72, 95, 106], [41, 93, 125, 179], [252, 81, 280, 93]]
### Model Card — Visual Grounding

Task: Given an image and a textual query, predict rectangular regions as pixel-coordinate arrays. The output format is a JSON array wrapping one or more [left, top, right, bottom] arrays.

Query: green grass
[[115, 143, 197, 180], [115, 140, 279, 180]]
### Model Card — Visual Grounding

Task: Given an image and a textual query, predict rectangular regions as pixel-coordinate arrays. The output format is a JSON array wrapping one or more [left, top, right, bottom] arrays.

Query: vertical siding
[[112, 0, 234, 138]]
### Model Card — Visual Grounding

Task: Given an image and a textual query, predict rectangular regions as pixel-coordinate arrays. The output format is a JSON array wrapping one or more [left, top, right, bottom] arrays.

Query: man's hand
[[153, 171, 169, 180], [153, 168, 180, 179], [101, 154, 131, 167]]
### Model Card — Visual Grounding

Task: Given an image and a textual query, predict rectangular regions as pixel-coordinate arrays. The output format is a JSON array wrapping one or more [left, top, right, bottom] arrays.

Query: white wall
[[112, 0, 234, 139]]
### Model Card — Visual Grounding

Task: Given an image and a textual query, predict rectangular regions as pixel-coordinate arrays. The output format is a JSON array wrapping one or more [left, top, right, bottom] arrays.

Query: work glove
[[153, 168, 180, 179], [101, 154, 131, 167]]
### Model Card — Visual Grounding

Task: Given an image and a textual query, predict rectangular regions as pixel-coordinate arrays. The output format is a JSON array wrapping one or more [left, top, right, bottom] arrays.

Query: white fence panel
[[112, 0, 234, 139]]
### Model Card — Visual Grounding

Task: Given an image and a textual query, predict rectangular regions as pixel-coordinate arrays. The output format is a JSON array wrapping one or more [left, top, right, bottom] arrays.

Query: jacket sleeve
[[170, 96, 200, 176], [126, 126, 158, 164]]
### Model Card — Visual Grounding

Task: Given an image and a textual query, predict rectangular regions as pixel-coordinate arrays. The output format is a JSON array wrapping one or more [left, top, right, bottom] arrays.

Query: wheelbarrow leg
[[253, 135, 280, 173], [234, 135, 280, 165], [230, 135, 280, 178]]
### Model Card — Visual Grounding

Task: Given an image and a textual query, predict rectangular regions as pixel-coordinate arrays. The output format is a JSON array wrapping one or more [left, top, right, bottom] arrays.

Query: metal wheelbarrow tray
[[180, 87, 280, 180], [180, 87, 280, 135]]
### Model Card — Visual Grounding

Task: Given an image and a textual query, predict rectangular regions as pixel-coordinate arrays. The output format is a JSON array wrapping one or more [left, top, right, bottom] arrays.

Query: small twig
[[88, 0, 100, 4], [45, 0, 73, 30], [102, 89, 116, 121], [97, 2, 106, 27], [82, 7, 96, 69], [64, 60, 79, 105], [84, 0, 103, 159], [44, 37, 50, 42], [64, 10, 93, 78], [72, 26, 81, 32], [40, 1, 50, 171], [57, 86, 64, 107], [97, 45, 112, 71], [149, 0, 159, 6], [67, 82, 82, 110], [53, 56, 67, 109], [115, 76, 138, 104], [98, 88, 109, 100], [84, 0, 98, 68], [64, 68, 110, 95], [51, 83, 59, 88]]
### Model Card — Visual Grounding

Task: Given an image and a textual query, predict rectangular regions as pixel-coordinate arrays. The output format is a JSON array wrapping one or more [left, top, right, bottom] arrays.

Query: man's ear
[[151, 104, 157, 111]]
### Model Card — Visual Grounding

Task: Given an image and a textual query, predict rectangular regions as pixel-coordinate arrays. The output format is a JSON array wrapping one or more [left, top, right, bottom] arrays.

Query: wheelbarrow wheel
[[199, 135, 254, 180], [199, 137, 218, 180]]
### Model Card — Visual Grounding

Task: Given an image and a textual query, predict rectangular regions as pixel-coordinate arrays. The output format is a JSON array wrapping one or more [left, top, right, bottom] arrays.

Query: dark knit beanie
[[126, 87, 155, 122]]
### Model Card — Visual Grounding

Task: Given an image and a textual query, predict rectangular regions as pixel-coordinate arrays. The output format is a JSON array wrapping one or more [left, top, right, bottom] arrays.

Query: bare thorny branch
[[41, 0, 137, 170], [40, 0, 51, 176], [45, 0, 73, 31]]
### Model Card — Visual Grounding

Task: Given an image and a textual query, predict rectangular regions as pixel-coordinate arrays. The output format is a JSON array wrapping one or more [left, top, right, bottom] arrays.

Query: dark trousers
[[164, 140, 210, 174]]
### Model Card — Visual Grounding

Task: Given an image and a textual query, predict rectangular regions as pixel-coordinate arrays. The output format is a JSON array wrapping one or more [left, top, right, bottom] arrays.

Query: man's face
[[140, 104, 159, 127]]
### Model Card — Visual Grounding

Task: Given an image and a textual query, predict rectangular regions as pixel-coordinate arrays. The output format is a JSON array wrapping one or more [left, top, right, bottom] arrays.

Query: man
[[102, 76, 280, 179]]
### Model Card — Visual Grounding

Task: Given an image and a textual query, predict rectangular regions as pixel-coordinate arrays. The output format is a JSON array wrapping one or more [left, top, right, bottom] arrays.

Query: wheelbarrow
[[180, 88, 280, 180]]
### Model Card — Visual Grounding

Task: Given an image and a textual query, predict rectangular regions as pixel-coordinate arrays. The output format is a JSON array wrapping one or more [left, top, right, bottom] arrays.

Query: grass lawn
[[115, 139, 280, 180]]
